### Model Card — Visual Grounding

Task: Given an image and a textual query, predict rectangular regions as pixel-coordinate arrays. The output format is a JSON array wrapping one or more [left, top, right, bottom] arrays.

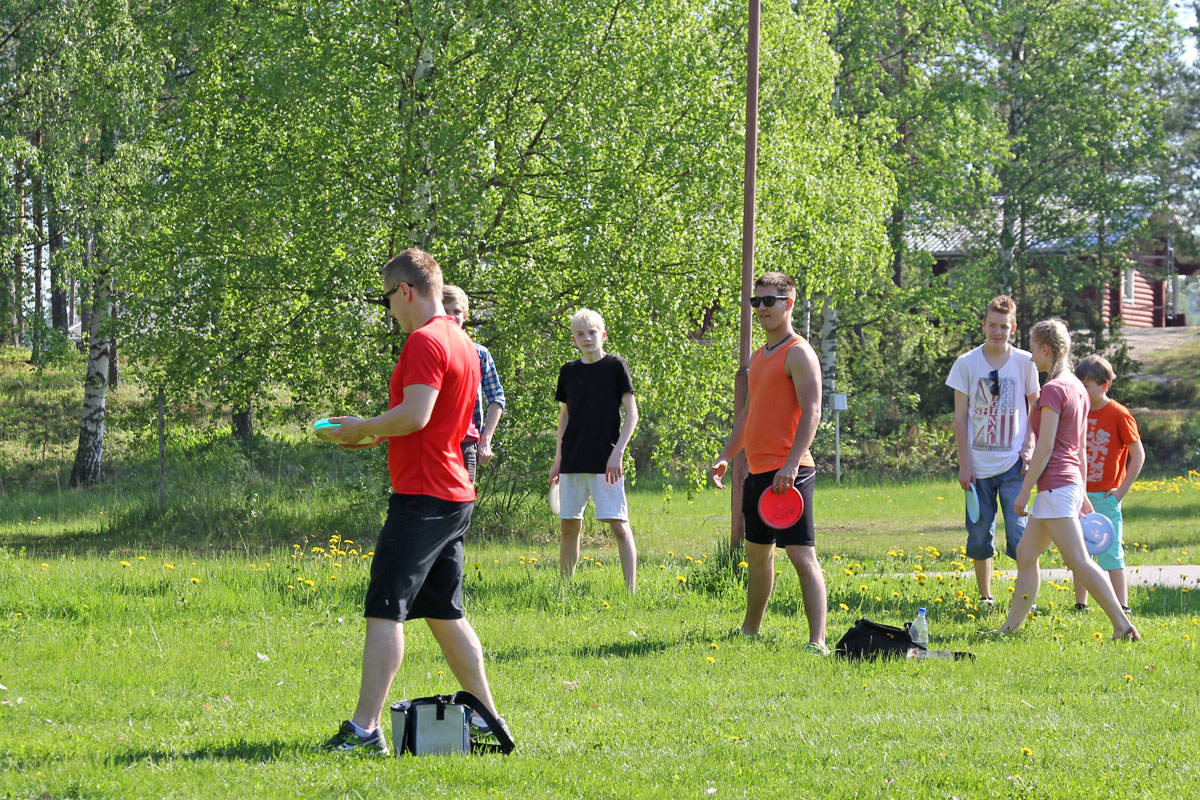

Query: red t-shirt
[[387, 316, 480, 502], [1030, 375, 1089, 491], [1085, 399, 1140, 492]]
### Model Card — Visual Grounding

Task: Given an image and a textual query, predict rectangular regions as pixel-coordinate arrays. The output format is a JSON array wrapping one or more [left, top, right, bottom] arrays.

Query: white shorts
[[1031, 483, 1084, 519], [558, 473, 629, 522]]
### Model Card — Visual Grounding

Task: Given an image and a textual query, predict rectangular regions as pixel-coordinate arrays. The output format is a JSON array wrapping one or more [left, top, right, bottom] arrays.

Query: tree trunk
[[70, 244, 111, 487], [49, 191, 67, 331], [232, 398, 253, 441], [999, 25, 1027, 294], [818, 302, 838, 403], [12, 162, 25, 344], [78, 244, 92, 353], [32, 170, 44, 328]]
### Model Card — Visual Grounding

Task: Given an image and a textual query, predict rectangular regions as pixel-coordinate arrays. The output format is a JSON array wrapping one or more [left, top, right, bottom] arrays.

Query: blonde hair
[[442, 285, 469, 315], [1030, 318, 1072, 375], [570, 308, 606, 333]]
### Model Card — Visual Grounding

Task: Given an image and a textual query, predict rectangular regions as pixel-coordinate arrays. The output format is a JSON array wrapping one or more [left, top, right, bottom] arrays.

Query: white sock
[[350, 720, 375, 738]]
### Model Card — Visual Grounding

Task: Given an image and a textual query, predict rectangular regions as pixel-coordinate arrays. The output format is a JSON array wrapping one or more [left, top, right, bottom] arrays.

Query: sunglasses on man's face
[[749, 295, 790, 308], [366, 283, 405, 309]]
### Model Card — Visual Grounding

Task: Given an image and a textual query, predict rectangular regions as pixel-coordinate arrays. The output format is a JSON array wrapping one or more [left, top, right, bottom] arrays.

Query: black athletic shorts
[[742, 466, 817, 548], [363, 493, 474, 621]]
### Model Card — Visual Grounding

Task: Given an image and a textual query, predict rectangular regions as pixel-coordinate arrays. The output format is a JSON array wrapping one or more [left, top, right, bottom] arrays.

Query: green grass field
[[3, 476, 1199, 799], [2, 346, 1199, 799]]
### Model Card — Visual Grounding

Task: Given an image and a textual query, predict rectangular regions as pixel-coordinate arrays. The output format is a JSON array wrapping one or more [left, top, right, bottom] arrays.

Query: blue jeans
[[966, 458, 1026, 561]]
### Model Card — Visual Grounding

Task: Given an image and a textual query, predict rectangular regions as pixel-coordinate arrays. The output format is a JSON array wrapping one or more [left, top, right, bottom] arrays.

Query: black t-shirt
[[555, 354, 635, 473]]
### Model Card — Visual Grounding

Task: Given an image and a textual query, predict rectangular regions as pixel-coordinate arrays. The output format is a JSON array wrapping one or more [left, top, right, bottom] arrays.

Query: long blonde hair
[[1030, 318, 1072, 377]]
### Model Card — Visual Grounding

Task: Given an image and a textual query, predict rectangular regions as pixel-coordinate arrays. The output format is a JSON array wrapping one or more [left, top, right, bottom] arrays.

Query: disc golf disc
[[313, 418, 375, 446], [758, 485, 804, 530], [965, 483, 981, 524], [549, 482, 561, 516], [1080, 512, 1115, 555]]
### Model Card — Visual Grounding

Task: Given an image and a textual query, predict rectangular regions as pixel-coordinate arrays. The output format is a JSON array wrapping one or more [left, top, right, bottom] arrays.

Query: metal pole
[[731, 0, 761, 549], [835, 409, 841, 485]]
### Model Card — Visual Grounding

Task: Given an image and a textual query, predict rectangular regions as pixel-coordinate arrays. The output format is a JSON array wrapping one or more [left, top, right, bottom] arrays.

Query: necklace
[[764, 334, 795, 353]]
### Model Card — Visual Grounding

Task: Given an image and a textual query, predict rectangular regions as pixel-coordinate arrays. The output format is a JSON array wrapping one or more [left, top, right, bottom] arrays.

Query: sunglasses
[[988, 369, 1000, 397], [366, 282, 406, 309], [749, 295, 790, 308]]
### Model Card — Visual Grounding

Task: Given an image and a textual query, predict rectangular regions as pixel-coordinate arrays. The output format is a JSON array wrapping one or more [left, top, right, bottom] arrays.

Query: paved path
[[1040, 564, 1200, 590], [921, 565, 1200, 589]]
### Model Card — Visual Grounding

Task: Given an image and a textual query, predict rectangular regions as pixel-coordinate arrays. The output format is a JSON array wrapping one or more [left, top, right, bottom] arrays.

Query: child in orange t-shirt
[[1072, 355, 1145, 613]]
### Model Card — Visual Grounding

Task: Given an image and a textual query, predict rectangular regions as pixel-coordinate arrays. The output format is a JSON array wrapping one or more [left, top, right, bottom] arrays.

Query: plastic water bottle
[[910, 607, 929, 646]]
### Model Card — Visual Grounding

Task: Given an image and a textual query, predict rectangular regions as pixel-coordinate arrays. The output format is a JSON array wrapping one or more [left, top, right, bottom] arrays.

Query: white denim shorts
[[1031, 483, 1084, 519], [558, 473, 629, 522]]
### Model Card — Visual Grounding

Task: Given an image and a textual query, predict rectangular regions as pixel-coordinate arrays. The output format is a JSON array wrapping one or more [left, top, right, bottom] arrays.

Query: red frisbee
[[758, 485, 805, 530]]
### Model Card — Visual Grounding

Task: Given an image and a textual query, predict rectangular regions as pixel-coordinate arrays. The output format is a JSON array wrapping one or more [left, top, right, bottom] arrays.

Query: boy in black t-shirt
[[550, 308, 640, 592]]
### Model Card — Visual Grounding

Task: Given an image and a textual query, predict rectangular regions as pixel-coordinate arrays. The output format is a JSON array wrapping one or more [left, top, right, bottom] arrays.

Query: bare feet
[[1111, 626, 1141, 642]]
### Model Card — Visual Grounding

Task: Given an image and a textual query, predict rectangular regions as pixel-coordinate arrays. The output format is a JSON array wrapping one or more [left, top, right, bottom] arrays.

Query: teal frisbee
[[965, 483, 981, 524], [314, 418, 376, 446]]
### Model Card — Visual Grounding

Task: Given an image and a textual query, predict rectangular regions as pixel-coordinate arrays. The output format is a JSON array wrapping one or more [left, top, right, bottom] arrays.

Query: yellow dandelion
[[602, 602, 610, 609], [967, 613, 976, 620], [1123, 675, 1133, 682], [839, 603, 849, 611], [738, 561, 749, 568], [120, 560, 131, 567], [1021, 747, 1032, 757], [676, 575, 686, 583], [138, 556, 147, 561], [1093, 632, 1103, 640], [163, 563, 175, 570], [705, 656, 715, 663], [190, 577, 200, 584], [710, 642, 720, 650]]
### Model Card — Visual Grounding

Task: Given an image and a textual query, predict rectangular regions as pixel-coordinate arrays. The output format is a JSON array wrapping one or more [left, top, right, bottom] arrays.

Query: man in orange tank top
[[710, 272, 828, 653]]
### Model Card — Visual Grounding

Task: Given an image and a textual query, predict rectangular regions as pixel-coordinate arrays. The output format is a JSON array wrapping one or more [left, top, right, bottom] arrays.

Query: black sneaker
[[320, 721, 389, 755], [1121, 605, 1132, 616], [1074, 603, 1089, 612]]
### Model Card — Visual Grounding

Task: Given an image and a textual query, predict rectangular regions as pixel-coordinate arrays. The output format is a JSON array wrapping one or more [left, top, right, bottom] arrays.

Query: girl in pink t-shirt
[[992, 319, 1139, 641]]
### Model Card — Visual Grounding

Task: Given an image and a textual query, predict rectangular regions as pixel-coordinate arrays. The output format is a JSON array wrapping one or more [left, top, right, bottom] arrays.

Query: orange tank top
[[744, 336, 816, 474]]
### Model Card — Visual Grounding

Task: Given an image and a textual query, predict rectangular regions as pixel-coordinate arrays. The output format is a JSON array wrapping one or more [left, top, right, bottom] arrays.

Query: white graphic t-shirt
[[946, 345, 1039, 478]]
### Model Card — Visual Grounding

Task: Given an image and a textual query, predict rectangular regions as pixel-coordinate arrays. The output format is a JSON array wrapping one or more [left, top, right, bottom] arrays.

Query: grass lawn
[[3, 474, 1199, 799]]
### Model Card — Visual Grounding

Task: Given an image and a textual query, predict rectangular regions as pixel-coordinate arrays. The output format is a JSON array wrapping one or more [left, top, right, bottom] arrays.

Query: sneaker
[[803, 641, 829, 655], [1121, 605, 1132, 616], [979, 596, 995, 607], [1074, 603, 1089, 612], [320, 721, 389, 755]]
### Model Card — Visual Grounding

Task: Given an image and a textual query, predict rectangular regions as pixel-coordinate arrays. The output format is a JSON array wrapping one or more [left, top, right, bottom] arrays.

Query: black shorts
[[742, 466, 816, 548], [363, 493, 474, 622]]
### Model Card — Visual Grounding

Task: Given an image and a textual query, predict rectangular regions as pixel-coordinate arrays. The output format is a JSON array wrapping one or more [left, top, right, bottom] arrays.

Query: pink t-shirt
[[1030, 374, 1089, 491]]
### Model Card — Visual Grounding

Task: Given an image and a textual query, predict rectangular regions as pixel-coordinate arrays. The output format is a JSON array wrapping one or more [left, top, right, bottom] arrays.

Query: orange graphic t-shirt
[[1085, 399, 1140, 493]]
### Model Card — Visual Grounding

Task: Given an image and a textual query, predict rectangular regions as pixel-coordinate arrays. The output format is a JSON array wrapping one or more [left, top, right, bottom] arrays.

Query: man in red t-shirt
[[318, 248, 506, 754]]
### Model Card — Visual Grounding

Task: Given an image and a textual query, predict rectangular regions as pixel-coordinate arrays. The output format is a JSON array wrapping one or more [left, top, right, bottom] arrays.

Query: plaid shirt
[[467, 342, 506, 440]]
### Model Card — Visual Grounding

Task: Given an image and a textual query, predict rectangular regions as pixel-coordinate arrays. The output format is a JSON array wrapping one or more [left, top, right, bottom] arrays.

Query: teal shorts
[[1087, 491, 1125, 571]]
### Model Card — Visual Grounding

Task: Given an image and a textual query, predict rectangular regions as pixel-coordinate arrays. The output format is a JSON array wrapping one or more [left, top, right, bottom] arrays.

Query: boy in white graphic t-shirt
[[946, 295, 1040, 604]]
